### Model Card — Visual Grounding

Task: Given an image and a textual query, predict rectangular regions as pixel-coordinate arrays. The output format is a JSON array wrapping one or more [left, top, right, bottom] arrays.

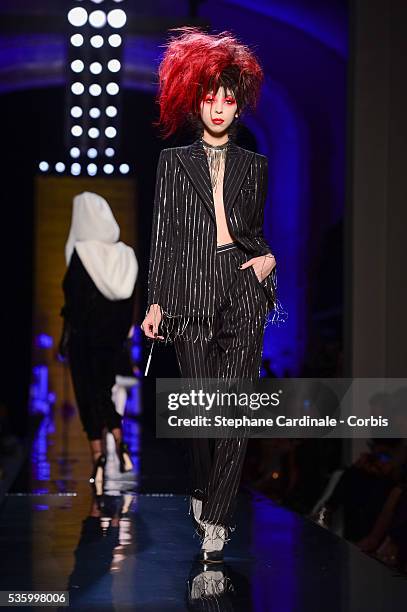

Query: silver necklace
[[201, 138, 229, 192]]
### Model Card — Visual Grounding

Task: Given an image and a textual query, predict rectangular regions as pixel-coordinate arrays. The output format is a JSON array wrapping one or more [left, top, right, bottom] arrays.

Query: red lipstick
[[212, 118, 224, 125]]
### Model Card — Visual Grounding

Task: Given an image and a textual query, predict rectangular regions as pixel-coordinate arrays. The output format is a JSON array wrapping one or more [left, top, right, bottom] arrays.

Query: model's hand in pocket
[[239, 254, 276, 282], [141, 304, 165, 340]]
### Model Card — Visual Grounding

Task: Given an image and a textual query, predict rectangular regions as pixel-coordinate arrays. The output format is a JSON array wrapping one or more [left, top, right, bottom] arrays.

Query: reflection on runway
[[67, 490, 249, 611], [1, 383, 407, 611], [68, 492, 133, 610], [186, 561, 249, 611], [2, 486, 407, 610]]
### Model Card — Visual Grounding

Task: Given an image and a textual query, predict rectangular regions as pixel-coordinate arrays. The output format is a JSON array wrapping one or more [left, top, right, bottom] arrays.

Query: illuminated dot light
[[107, 59, 121, 73], [119, 163, 130, 174], [67, 7, 88, 27], [70, 34, 84, 47], [90, 61, 103, 75], [55, 162, 65, 173], [87, 148, 98, 159], [70, 147, 80, 158], [106, 106, 117, 117], [71, 163, 81, 176], [70, 106, 83, 118], [105, 126, 117, 138], [71, 125, 83, 137], [107, 9, 126, 28], [39, 161, 49, 172], [89, 10, 106, 28], [88, 127, 100, 139], [71, 59, 85, 73], [106, 82, 119, 95], [103, 164, 114, 174], [90, 35, 104, 48], [87, 163, 97, 176], [71, 82, 85, 95], [89, 83, 102, 96], [105, 147, 115, 157], [89, 107, 101, 119], [108, 34, 122, 47]]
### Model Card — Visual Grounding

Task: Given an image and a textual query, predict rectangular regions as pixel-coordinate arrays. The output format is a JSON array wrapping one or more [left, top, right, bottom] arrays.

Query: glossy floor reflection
[[1, 401, 407, 611], [1, 488, 407, 611]]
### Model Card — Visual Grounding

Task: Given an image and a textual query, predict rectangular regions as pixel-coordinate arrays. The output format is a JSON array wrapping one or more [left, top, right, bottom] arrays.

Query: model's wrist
[[148, 303, 162, 315]]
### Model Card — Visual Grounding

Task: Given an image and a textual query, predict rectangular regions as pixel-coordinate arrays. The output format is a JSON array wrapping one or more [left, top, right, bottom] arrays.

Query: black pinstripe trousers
[[174, 242, 269, 530]]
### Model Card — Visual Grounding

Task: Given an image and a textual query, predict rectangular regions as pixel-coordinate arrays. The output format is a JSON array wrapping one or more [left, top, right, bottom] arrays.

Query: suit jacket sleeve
[[251, 155, 274, 257], [146, 149, 174, 311]]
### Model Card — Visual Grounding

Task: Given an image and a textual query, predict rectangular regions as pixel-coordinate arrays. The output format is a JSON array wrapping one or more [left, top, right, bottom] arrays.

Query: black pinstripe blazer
[[146, 137, 277, 318]]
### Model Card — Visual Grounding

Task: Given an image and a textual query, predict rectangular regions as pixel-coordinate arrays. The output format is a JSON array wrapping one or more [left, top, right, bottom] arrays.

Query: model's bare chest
[[207, 155, 234, 245]]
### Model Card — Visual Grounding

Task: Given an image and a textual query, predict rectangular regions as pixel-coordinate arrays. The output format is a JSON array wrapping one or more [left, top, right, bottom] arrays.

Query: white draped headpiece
[[65, 191, 138, 301]]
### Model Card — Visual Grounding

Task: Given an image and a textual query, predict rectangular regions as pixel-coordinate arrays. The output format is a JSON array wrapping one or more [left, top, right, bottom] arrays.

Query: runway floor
[[1, 411, 407, 611]]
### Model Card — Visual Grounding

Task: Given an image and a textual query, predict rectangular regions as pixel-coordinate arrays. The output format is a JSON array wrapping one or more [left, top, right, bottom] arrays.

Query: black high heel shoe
[[118, 442, 133, 473], [89, 454, 106, 496]]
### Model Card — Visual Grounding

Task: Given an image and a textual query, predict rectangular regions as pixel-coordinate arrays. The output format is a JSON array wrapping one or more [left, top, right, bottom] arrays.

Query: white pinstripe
[[146, 139, 285, 543], [174, 243, 268, 541], [145, 140, 286, 349]]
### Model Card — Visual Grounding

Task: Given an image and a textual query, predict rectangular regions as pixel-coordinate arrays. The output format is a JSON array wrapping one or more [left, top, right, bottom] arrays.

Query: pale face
[[199, 86, 238, 136]]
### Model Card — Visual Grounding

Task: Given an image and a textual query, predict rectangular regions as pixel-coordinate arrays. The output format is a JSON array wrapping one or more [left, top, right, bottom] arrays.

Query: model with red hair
[[141, 27, 284, 563], [156, 26, 264, 138]]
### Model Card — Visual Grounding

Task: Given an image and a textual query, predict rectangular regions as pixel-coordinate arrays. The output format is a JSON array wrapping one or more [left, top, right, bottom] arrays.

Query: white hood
[[65, 191, 138, 300]]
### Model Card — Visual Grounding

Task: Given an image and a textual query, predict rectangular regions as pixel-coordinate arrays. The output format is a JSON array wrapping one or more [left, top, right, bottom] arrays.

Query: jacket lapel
[[176, 139, 254, 222], [176, 139, 216, 222], [223, 141, 254, 217]]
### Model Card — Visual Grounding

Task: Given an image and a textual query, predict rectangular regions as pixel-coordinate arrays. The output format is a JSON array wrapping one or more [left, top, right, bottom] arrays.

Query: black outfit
[[175, 241, 269, 529], [147, 138, 278, 534], [62, 249, 134, 441], [146, 138, 281, 341]]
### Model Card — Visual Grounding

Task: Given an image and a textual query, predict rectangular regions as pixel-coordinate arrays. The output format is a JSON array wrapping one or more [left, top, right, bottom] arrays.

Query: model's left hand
[[240, 254, 276, 282]]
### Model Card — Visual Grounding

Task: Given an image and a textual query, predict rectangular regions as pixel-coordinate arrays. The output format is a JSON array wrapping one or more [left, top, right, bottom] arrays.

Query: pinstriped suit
[[146, 137, 278, 332], [146, 137, 277, 535]]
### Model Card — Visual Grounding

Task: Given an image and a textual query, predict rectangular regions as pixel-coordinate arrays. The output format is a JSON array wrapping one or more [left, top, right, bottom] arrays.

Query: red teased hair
[[156, 27, 264, 138]]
